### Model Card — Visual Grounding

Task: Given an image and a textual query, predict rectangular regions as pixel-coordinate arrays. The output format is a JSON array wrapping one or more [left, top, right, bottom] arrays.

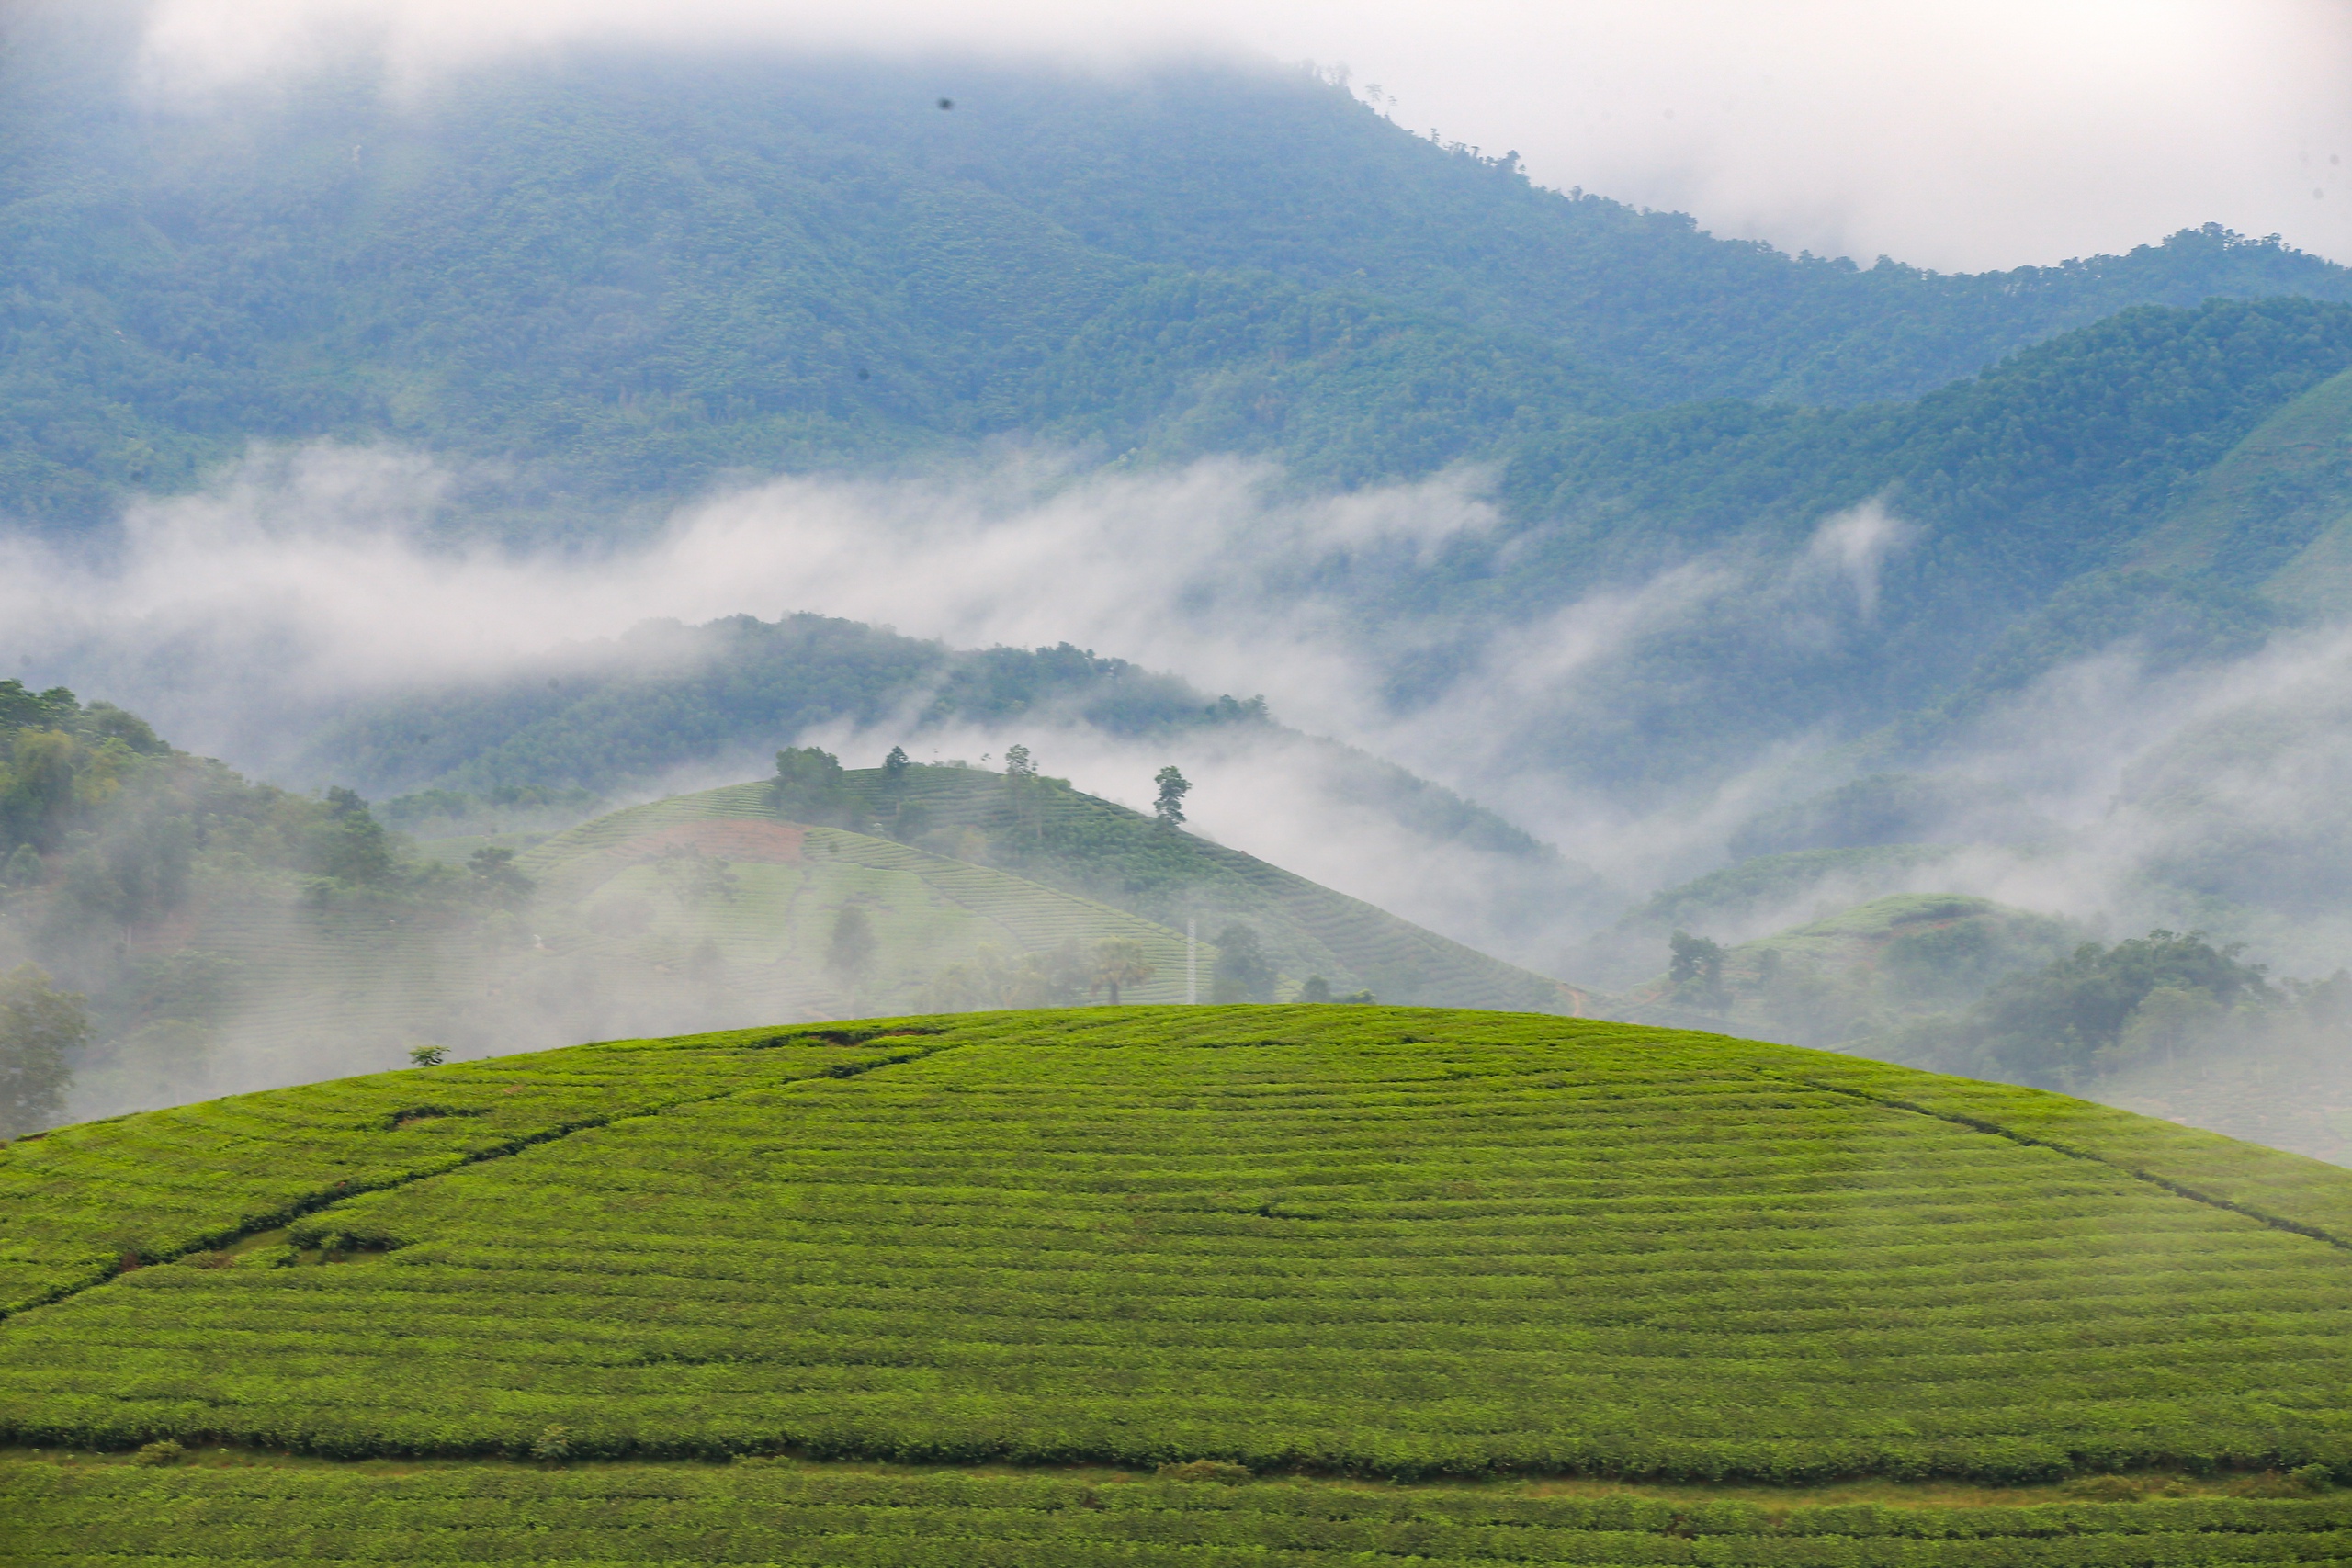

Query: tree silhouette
[[1152, 765, 1191, 829], [1091, 938, 1155, 1005], [0, 964, 85, 1138], [827, 906, 879, 1009]]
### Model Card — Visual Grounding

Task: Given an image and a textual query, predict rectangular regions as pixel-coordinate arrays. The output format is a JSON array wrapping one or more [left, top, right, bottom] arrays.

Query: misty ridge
[[7, 4, 2352, 1168]]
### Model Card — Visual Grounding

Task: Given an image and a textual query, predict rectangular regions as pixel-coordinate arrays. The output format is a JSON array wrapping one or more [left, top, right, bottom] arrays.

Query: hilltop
[[781, 761, 1580, 1011], [8, 1005, 2352, 1562]]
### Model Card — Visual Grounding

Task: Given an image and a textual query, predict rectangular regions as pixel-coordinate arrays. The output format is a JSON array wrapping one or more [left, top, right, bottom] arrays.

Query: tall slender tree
[[1153, 766, 1191, 829]]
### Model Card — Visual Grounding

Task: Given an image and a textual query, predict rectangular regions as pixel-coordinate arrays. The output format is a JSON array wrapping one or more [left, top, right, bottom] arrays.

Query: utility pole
[[1187, 919, 1197, 1004]]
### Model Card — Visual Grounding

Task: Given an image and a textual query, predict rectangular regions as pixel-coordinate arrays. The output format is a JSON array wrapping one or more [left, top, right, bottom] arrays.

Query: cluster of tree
[[1864, 930, 2344, 1090], [919, 936, 1156, 1013], [1665, 931, 1729, 1010], [0, 680, 539, 1130], [0, 963, 88, 1139], [378, 784, 607, 837], [1630, 897, 2091, 1050], [1209, 925, 1369, 1003]]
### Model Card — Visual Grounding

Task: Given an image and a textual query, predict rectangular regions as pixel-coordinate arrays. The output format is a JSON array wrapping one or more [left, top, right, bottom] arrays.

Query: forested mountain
[[12, 1, 2352, 1166], [1447, 299, 2352, 784], [6, 2, 2348, 528]]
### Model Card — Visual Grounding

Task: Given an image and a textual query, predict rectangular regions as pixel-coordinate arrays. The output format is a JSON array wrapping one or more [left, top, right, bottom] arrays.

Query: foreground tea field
[[13, 1454, 2352, 1566], [11, 1005, 2352, 1562]]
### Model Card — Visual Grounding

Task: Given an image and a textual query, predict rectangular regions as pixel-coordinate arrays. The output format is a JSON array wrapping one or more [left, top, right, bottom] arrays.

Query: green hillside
[[517, 780, 1197, 1011], [538, 771, 1580, 1020], [10, 1006, 2352, 1562]]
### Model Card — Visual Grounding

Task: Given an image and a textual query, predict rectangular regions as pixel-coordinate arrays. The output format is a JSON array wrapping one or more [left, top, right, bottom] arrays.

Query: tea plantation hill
[[779, 758, 1587, 1012], [14, 1007, 2352, 1564], [96, 768, 1576, 1106]]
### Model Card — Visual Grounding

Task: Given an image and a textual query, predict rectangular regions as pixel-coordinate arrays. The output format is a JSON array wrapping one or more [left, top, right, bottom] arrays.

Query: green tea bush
[[1157, 1460, 1251, 1484]]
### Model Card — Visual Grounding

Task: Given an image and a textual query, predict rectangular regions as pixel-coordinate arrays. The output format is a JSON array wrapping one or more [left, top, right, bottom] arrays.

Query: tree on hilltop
[[1153, 766, 1191, 829], [466, 846, 535, 909], [774, 746, 855, 827]]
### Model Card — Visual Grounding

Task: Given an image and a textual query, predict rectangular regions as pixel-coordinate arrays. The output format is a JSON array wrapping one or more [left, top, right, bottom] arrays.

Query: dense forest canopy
[[6, 4, 2349, 530]]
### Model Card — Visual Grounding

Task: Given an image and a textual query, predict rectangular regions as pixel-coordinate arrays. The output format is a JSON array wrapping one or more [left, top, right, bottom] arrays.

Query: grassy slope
[[9, 1008, 2352, 1487], [64, 769, 1576, 1122], [517, 781, 1199, 1008], [832, 764, 1586, 1012]]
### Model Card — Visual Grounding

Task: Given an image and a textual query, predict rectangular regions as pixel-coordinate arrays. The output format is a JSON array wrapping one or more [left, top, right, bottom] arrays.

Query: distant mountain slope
[[1402, 297, 2352, 789], [6, 8, 2347, 525], [2134, 365, 2352, 609]]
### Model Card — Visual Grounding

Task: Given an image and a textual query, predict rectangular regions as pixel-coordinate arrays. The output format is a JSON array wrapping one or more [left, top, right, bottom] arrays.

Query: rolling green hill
[[518, 780, 1200, 1012], [514, 773, 1581, 1013], [1, 683, 1581, 1128], [10, 1005, 2352, 1562]]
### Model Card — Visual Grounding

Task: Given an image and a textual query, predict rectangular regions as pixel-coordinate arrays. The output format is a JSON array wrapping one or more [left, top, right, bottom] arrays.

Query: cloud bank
[[16, 440, 2352, 990]]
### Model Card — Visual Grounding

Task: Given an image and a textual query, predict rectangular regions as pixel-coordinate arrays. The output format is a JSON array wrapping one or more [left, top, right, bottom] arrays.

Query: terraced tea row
[[10, 1458, 2352, 1566], [0, 1026, 942, 1317], [8, 1009, 2352, 1483]]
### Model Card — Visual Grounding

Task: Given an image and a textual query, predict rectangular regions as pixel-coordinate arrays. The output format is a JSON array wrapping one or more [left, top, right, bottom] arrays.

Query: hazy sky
[[140, 0, 2352, 273]]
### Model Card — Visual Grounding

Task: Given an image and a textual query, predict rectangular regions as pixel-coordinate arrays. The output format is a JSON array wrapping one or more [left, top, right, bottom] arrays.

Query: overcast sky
[[138, 0, 2352, 274]]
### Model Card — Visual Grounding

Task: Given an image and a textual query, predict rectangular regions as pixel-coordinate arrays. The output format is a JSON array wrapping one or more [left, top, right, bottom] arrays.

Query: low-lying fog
[[10, 439, 2352, 992]]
